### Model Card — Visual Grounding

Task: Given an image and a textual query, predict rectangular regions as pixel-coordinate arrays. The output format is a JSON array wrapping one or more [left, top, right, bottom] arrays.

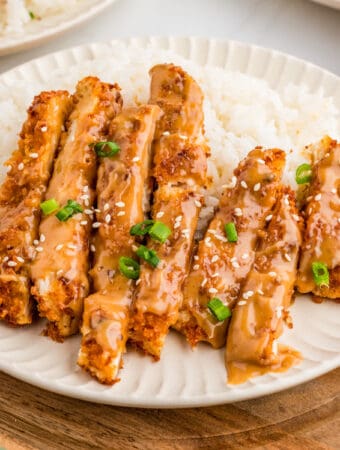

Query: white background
[[0, 0, 340, 76]]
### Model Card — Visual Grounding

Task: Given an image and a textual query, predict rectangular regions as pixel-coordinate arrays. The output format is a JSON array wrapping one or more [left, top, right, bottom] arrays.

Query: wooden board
[[0, 369, 338, 449]]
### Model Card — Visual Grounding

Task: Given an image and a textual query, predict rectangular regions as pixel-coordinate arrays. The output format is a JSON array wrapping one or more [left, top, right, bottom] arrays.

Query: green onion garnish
[[40, 198, 59, 215], [295, 163, 312, 184], [311, 262, 329, 287], [92, 141, 120, 157], [56, 200, 83, 222], [29, 11, 35, 19], [130, 220, 155, 236], [207, 298, 231, 321], [148, 221, 171, 243], [224, 222, 238, 242], [136, 245, 160, 268], [119, 257, 140, 280]]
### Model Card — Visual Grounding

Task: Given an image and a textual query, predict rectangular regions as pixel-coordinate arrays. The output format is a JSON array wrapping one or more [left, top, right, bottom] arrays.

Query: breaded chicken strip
[[31, 77, 122, 340], [0, 90, 71, 325]]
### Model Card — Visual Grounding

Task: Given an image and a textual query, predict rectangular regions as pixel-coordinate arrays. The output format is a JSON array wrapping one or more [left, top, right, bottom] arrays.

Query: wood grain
[[0, 369, 338, 450]]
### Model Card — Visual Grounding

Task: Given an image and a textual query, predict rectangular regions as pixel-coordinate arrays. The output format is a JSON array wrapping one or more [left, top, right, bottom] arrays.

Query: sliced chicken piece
[[176, 147, 285, 349], [129, 64, 209, 359], [226, 188, 302, 384], [31, 77, 122, 340], [296, 138, 340, 299], [78, 105, 161, 384], [0, 90, 72, 325]]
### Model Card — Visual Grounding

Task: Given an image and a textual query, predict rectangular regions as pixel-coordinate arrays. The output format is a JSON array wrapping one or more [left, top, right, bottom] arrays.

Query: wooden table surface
[[0, 368, 338, 450]]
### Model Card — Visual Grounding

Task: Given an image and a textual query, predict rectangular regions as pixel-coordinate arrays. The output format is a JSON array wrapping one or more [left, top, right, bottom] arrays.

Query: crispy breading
[[78, 105, 161, 384], [296, 138, 340, 298], [0, 90, 72, 325], [175, 147, 286, 349], [31, 77, 122, 340]]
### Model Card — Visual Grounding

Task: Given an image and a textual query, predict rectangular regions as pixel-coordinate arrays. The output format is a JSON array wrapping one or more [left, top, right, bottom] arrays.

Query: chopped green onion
[[56, 200, 83, 222], [312, 262, 329, 287], [295, 163, 312, 184], [92, 141, 120, 157], [149, 221, 171, 243], [29, 11, 36, 19], [224, 222, 238, 242], [136, 245, 160, 268], [130, 220, 154, 236], [207, 298, 231, 321], [119, 257, 140, 280], [40, 198, 59, 215]]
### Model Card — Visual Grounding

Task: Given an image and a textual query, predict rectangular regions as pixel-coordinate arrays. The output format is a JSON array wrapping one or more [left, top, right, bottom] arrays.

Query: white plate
[[0, 37, 339, 408], [311, 0, 340, 9], [0, 0, 117, 56]]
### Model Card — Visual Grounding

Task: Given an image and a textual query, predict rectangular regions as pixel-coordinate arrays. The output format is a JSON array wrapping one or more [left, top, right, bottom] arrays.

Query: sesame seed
[[206, 242, 212, 248], [132, 157, 140, 162], [56, 269, 63, 277], [17, 256, 24, 263], [136, 279, 141, 285], [105, 214, 111, 223], [40, 234, 45, 243], [314, 193, 322, 201], [179, 134, 188, 140], [241, 253, 249, 260], [67, 243, 76, 250], [232, 261, 240, 268], [80, 220, 88, 225], [103, 203, 110, 211], [174, 222, 181, 229], [284, 196, 289, 205], [35, 246, 43, 252], [90, 244, 96, 252], [84, 209, 93, 215], [83, 185, 89, 192], [276, 306, 283, 319], [18, 162, 24, 170], [205, 236, 211, 243], [258, 289, 264, 295], [194, 200, 202, 208], [175, 215, 183, 222], [55, 244, 63, 251], [33, 239, 39, 246], [117, 211, 125, 217], [162, 131, 170, 136], [215, 234, 228, 243], [156, 211, 164, 218], [230, 257, 237, 263], [331, 188, 337, 194], [193, 264, 200, 270], [269, 271, 277, 277], [292, 214, 300, 221], [211, 273, 220, 278], [253, 183, 261, 192], [84, 199, 89, 207], [265, 214, 273, 221], [194, 255, 199, 260], [94, 209, 101, 213], [284, 253, 291, 262], [201, 278, 207, 287], [80, 194, 89, 200], [211, 255, 219, 263], [257, 158, 265, 165], [41, 126, 48, 132], [234, 207, 242, 217], [241, 180, 248, 189], [92, 222, 101, 228], [29, 153, 39, 159], [7, 261, 17, 267], [3, 256, 9, 262], [115, 201, 125, 208], [238, 300, 247, 306], [132, 244, 138, 252], [208, 287, 218, 294]]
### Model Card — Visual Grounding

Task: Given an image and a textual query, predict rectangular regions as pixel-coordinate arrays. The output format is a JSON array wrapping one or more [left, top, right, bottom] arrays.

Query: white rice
[[0, 45, 339, 218]]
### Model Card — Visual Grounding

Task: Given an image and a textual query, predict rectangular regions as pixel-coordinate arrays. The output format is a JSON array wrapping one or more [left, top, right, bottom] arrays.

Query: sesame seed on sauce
[[258, 289, 264, 295], [83, 185, 89, 192], [132, 157, 140, 162], [238, 300, 247, 306], [84, 209, 93, 215], [292, 214, 300, 221], [240, 180, 248, 189], [18, 162, 24, 170], [194, 200, 202, 208], [257, 158, 265, 165], [117, 211, 125, 217], [40, 234, 45, 242], [179, 134, 188, 140], [211, 255, 219, 263], [67, 243, 76, 250], [17, 256, 24, 263], [8, 260, 17, 267], [3, 256, 9, 262], [265, 214, 273, 221], [90, 244, 96, 252], [35, 246, 43, 252], [276, 306, 283, 318], [193, 264, 200, 270], [234, 207, 242, 217], [80, 220, 88, 226], [162, 131, 170, 136], [55, 244, 63, 251], [194, 255, 199, 260], [41, 126, 48, 132], [29, 153, 39, 159], [201, 278, 207, 287], [284, 253, 292, 262], [284, 196, 289, 205], [136, 279, 141, 285], [268, 271, 277, 277], [174, 222, 181, 229], [314, 193, 322, 201], [231, 261, 240, 268], [208, 287, 218, 294], [241, 253, 249, 260], [33, 239, 39, 246], [115, 201, 125, 207], [132, 244, 138, 252], [253, 183, 261, 192], [56, 269, 63, 277], [103, 203, 110, 211], [80, 194, 89, 200], [105, 214, 111, 223], [92, 222, 101, 228], [156, 211, 164, 219], [94, 209, 101, 213], [331, 188, 336, 194]]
